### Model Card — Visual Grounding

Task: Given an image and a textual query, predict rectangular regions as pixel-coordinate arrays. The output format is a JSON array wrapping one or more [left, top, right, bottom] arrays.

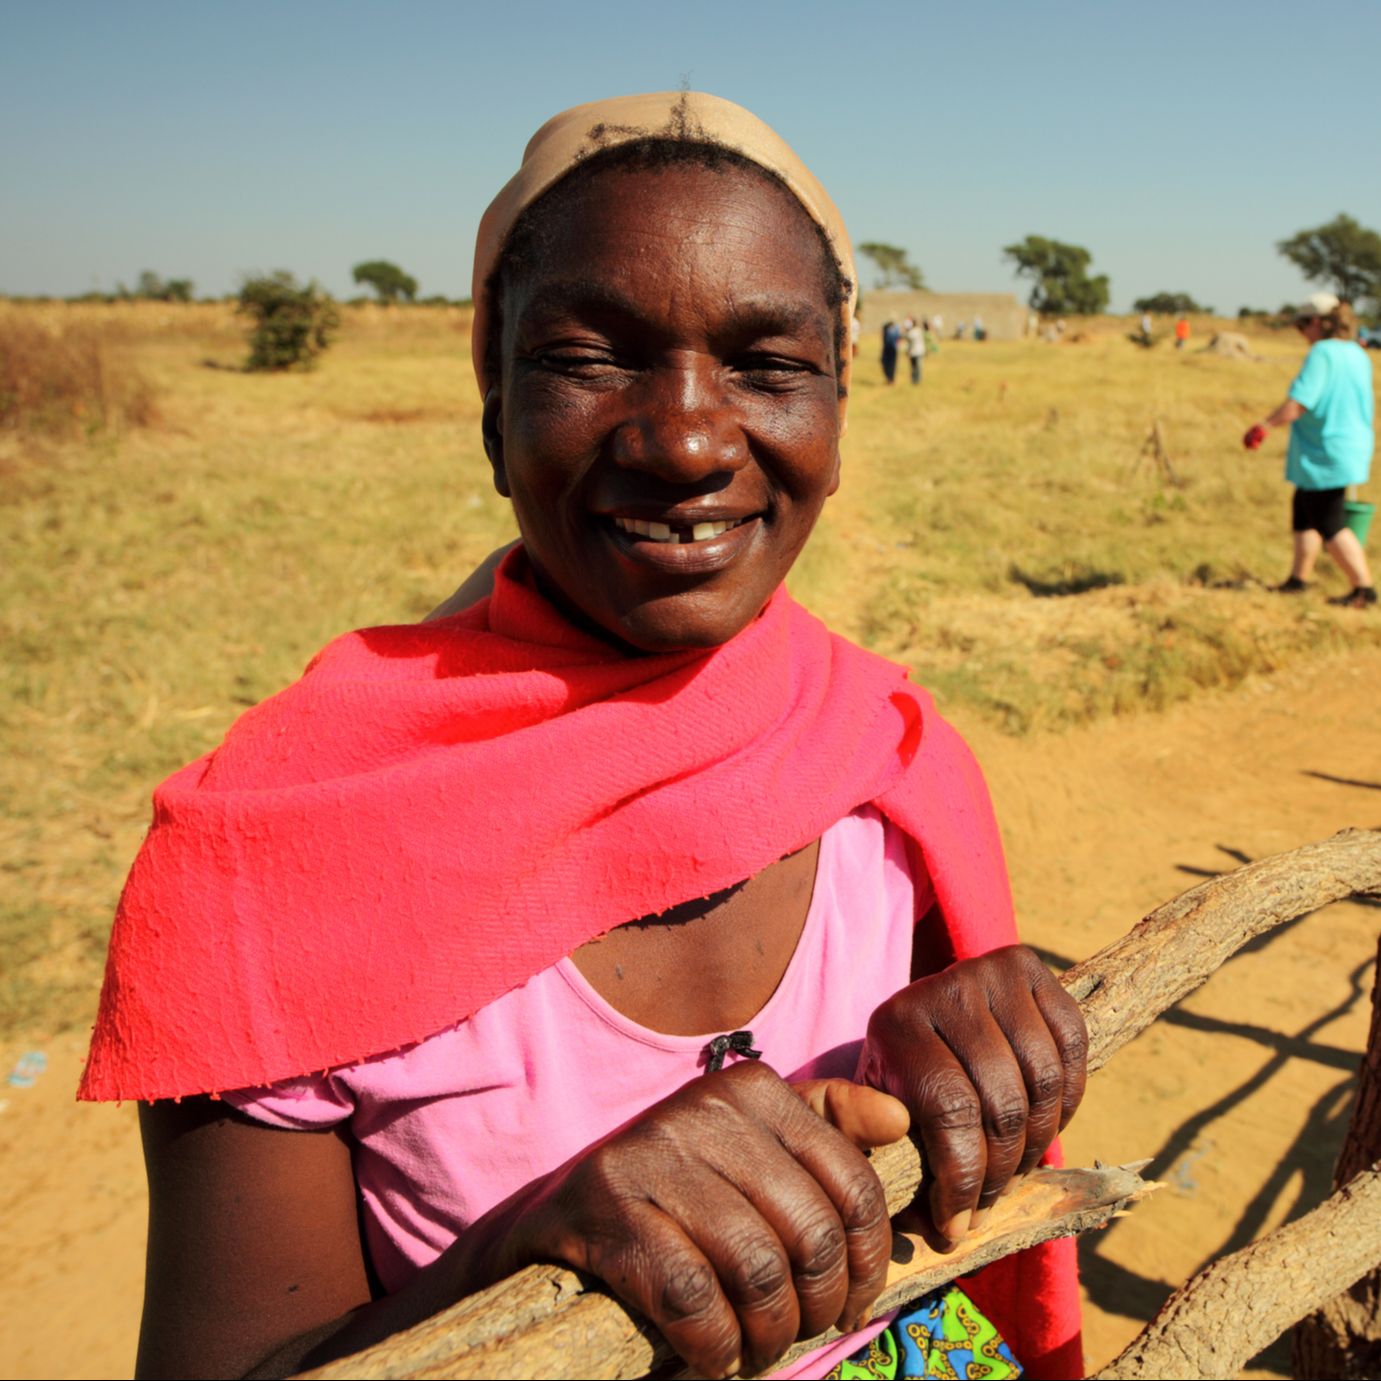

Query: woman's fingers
[[581, 1201, 745, 1380], [1030, 971, 1089, 1132], [790, 1078, 910, 1149], [727, 1065, 892, 1338], [863, 946, 1093, 1246], [539, 1062, 893, 1374]]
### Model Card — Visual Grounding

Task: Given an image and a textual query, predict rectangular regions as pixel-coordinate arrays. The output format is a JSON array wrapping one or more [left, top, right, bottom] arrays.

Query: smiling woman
[[82, 93, 1086, 1381], [487, 152, 845, 649]]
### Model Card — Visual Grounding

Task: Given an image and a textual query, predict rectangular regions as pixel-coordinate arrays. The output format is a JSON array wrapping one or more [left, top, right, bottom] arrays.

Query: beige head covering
[[471, 91, 857, 424]]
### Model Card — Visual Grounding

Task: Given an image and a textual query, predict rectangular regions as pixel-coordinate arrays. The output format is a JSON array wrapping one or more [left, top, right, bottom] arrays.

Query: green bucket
[[1344, 499, 1375, 545]]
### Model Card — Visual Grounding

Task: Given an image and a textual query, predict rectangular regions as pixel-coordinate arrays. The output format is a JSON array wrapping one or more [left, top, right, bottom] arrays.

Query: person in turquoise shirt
[[1245, 292, 1375, 608]]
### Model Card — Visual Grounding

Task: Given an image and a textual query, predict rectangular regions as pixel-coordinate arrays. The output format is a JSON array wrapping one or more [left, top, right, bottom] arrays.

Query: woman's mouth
[[602, 512, 762, 574], [610, 515, 752, 544]]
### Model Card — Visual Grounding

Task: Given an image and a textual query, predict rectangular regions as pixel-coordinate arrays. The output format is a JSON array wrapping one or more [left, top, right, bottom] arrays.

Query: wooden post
[[1293, 932, 1381, 1379]]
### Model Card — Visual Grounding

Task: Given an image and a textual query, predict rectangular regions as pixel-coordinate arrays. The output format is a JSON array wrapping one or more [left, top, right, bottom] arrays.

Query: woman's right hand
[[489, 1061, 907, 1379]]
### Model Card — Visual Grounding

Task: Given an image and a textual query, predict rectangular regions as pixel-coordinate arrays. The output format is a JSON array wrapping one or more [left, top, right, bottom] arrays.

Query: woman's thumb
[[790, 1078, 910, 1149]]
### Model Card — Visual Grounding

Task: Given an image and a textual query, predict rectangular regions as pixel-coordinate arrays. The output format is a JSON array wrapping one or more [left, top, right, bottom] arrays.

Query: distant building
[[858, 291, 1028, 341]]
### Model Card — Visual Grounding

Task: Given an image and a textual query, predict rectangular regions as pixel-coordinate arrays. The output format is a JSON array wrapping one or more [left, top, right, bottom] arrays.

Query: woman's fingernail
[[970, 1205, 992, 1233], [724, 1356, 742, 1379], [941, 1212, 969, 1245]]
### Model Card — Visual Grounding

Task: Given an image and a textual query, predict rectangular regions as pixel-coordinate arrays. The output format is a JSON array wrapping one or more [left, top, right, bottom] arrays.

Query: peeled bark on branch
[[300, 829, 1381, 1381], [1094, 1165, 1381, 1380]]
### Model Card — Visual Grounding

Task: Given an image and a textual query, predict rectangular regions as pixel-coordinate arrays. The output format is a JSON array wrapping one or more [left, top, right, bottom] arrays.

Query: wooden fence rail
[[301, 829, 1381, 1381]]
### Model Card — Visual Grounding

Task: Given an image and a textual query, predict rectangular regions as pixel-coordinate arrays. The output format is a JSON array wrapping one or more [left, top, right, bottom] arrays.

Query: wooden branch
[[1094, 1165, 1381, 1380], [299, 829, 1381, 1381], [301, 1166, 1157, 1381], [845, 828, 1381, 1235], [1062, 827, 1381, 1074], [1294, 932, 1381, 1379]]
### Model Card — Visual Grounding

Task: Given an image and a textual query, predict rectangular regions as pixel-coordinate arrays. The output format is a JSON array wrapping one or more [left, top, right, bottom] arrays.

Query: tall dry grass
[[0, 310, 160, 436]]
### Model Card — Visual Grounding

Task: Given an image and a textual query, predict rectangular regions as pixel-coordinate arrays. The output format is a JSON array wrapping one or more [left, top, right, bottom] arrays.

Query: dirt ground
[[3, 648, 1379, 1380]]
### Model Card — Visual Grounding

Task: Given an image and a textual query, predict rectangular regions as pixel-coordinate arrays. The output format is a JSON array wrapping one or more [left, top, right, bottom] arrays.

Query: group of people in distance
[[879, 314, 940, 385]]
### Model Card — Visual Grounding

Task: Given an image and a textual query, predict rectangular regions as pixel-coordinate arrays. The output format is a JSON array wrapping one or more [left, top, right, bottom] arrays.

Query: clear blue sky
[[4, 0, 1379, 313]]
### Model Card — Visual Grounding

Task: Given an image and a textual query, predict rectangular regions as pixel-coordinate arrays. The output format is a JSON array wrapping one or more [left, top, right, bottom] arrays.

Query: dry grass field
[[5, 300, 1374, 1038], [2, 302, 1378, 1379]]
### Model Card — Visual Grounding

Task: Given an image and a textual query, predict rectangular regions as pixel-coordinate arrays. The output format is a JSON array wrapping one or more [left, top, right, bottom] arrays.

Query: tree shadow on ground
[[1007, 564, 1124, 597], [1302, 769, 1381, 792]]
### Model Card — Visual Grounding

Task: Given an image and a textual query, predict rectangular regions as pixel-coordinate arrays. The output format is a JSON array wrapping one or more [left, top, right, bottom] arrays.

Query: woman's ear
[[481, 386, 510, 497]]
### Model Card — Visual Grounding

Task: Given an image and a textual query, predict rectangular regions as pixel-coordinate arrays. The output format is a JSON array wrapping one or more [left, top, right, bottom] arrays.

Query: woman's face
[[485, 162, 842, 652]]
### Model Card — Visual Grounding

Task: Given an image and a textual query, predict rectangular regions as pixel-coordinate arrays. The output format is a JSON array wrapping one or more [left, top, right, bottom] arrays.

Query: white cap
[[1299, 291, 1340, 318]]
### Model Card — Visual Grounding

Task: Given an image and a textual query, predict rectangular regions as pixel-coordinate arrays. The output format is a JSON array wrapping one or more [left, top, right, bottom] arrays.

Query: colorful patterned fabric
[[826, 1286, 1022, 1380]]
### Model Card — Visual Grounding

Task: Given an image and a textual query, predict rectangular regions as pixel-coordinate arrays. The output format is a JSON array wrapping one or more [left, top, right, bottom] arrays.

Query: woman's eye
[[735, 353, 816, 385], [537, 349, 622, 375]]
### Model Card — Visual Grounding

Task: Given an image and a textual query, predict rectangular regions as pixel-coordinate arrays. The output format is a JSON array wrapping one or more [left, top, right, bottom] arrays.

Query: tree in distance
[[237, 272, 340, 371], [1278, 214, 1381, 310], [122, 270, 195, 302], [1003, 235, 1110, 316], [1134, 292, 1210, 315], [857, 242, 925, 291], [352, 259, 419, 305]]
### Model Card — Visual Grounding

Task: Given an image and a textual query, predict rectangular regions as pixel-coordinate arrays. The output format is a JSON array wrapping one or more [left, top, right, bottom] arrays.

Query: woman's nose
[[610, 358, 747, 482]]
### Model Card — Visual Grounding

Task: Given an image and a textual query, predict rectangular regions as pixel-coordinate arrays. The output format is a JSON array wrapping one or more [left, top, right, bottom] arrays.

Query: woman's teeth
[[613, 516, 749, 544]]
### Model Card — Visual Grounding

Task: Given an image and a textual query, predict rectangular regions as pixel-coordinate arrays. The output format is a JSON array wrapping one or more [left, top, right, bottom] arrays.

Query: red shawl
[[81, 548, 1081, 1376]]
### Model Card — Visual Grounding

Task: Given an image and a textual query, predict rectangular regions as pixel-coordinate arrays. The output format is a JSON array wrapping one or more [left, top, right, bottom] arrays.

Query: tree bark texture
[[1094, 1166, 1381, 1380], [297, 830, 1381, 1381], [1293, 932, 1381, 1380], [1060, 827, 1381, 1074]]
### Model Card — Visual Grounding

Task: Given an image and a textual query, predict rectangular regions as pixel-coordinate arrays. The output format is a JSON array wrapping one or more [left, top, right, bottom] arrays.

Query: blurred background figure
[[904, 316, 925, 383], [1174, 315, 1190, 350], [1243, 292, 1375, 607], [880, 316, 900, 383]]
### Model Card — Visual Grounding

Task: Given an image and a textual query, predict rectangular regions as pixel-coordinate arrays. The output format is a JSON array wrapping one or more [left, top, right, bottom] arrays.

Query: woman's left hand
[[859, 944, 1087, 1250]]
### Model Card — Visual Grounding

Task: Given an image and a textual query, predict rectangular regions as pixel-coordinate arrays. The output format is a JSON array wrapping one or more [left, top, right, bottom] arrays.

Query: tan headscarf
[[470, 91, 857, 426]]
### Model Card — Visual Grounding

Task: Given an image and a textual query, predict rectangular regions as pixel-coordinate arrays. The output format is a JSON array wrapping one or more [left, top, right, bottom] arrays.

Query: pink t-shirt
[[225, 805, 932, 1376]]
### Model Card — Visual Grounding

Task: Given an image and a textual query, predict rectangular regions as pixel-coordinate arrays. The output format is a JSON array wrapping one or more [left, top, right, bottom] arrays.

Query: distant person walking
[[880, 316, 900, 384], [1140, 313, 1153, 345], [1243, 293, 1375, 607], [904, 316, 925, 383], [972, 313, 986, 342], [1174, 315, 1190, 350]]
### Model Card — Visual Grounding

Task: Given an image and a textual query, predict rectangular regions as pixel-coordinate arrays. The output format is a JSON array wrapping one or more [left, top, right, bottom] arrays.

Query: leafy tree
[[352, 259, 419, 304], [1133, 292, 1208, 315], [237, 272, 340, 371], [1277, 214, 1381, 308], [857, 242, 925, 291], [131, 270, 195, 303], [1003, 235, 1109, 316]]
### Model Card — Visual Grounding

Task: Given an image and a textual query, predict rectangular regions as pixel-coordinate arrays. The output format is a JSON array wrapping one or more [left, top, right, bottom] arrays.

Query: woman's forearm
[[1262, 398, 1305, 428], [243, 1186, 536, 1379]]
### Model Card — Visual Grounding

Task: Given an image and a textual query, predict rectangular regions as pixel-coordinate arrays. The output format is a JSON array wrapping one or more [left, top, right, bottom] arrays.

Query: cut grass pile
[[2, 303, 1377, 1037]]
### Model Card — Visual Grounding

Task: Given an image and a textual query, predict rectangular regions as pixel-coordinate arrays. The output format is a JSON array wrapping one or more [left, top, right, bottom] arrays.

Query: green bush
[[237, 272, 340, 371]]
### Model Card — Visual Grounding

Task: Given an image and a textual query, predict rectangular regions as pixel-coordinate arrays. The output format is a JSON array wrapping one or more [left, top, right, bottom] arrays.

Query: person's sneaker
[[1327, 586, 1378, 609], [1273, 576, 1310, 593]]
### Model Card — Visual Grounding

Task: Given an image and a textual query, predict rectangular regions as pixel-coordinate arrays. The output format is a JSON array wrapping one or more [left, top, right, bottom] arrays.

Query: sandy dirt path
[[3, 649, 1378, 1380]]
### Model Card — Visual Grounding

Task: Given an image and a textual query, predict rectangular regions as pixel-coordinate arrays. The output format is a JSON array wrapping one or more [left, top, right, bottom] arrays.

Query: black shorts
[[1292, 486, 1348, 539]]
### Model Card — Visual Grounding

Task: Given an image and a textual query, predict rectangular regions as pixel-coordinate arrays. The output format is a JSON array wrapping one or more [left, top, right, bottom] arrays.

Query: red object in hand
[[1243, 424, 1268, 450]]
